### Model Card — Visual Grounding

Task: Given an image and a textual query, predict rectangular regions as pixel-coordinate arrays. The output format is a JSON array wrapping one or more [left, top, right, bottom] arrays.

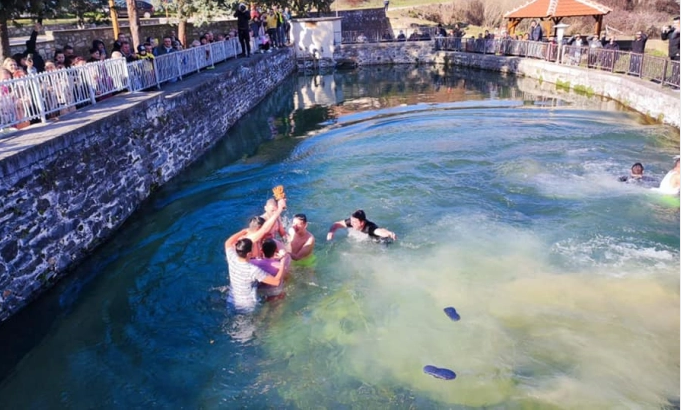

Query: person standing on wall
[[234, 2, 251, 57], [529, 20, 543, 42]]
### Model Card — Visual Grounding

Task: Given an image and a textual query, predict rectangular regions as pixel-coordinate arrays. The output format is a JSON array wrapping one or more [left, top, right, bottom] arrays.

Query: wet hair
[[631, 163, 644, 175], [293, 213, 307, 223], [351, 210, 366, 222], [248, 216, 265, 230], [262, 238, 277, 258], [265, 198, 277, 207], [235, 238, 253, 258]]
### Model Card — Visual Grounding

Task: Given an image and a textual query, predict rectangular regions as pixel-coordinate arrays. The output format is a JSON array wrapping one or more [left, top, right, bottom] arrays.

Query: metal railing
[[436, 38, 680, 89], [1, 38, 240, 133]]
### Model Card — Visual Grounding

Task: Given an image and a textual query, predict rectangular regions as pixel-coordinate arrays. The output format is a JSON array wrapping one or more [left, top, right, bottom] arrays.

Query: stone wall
[[8, 19, 163, 37], [336, 42, 681, 127], [0, 49, 296, 321]]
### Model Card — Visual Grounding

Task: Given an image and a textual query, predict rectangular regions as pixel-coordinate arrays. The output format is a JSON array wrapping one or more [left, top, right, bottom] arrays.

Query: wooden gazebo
[[504, 0, 612, 37]]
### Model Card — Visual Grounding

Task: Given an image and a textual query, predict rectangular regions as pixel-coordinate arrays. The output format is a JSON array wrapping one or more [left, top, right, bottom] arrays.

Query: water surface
[[0, 66, 678, 409]]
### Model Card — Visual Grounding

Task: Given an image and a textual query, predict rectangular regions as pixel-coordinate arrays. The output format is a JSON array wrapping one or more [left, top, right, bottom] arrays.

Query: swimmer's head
[[631, 162, 644, 177], [292, 213, 308, 232], [264, 198, 277, 213], [262, 238, 277, 258], [350, 209, 366, 230], [235, 238, 253, 258], [248, 216, 265, 231]]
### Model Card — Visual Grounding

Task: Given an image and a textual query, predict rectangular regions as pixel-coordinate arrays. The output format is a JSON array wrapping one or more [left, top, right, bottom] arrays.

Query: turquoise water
[[0, 66, 679, 409]]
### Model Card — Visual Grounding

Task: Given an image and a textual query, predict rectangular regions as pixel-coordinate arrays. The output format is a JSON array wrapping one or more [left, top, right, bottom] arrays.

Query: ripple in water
[[0, 68, 677, 409]]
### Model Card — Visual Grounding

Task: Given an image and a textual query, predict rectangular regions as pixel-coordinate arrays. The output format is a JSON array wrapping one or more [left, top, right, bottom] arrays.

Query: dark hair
[[262, 238, 277, 258], [235, 238, 253, 258], [351, 209, 366, 221], [631, 162, 644, 174], [63, 44, 73, 50], [248, 216, 265, 229], [89, 47, 99, 54], [293, 213, 307, 223]]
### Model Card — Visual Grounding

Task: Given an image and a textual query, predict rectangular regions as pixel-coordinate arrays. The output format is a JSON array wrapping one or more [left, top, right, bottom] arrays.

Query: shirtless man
[[658, 157, 680, 194], [286, 213, 315, 261], [261, 198, 286, 241], [326, 209, 397, 242]]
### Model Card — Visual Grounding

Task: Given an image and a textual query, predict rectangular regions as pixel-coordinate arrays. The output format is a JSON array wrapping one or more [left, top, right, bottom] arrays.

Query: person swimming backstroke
[[326, 209, 397, 242]]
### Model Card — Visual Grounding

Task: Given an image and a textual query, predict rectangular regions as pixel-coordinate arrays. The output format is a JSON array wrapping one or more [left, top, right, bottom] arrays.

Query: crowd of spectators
[[1, 23, 243, 131], [234, 2, 292, 57]]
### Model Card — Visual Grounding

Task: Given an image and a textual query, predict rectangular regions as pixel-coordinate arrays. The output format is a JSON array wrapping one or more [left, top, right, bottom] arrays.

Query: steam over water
[[0, 67, 678, 408]]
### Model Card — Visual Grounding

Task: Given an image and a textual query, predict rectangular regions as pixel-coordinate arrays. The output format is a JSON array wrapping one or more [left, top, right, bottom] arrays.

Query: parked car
[[106, 1, 155, 19]]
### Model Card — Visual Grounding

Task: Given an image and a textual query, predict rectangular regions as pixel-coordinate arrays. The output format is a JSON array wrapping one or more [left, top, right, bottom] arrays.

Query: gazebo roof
[[504, 0, 612, 19]]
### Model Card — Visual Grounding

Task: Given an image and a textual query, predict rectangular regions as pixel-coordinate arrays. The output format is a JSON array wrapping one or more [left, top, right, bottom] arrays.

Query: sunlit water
[[0, 66, 679, 409]]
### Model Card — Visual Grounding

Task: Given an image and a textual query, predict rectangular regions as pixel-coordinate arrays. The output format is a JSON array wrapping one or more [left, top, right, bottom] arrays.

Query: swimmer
[[658, 157, 680, 194], [326, 209, 397, 242], [286, 213, 315, 261], [619, 162, 657, 185], [224, 230, 288, 312], [233, 198, 287, 258], [252, 238, 291, 297], [260, 198, 286, 241]]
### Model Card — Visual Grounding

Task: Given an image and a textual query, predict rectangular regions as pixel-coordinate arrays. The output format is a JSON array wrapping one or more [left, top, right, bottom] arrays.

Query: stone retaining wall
[[0, 49, 296, 321], [336, 42, 681, 127]]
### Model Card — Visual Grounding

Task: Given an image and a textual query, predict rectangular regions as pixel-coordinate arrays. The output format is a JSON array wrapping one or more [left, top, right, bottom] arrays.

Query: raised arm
[[225, 229, 249, 253], [260, 254, 290, 286], [326, 220, 348, 241], [251, 198, 287, 243]]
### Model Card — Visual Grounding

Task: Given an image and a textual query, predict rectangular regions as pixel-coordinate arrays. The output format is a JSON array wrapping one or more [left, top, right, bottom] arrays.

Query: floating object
[[444, 307, 460, 321], [423, 365, 456, 380], [272, 185, 286, 200]]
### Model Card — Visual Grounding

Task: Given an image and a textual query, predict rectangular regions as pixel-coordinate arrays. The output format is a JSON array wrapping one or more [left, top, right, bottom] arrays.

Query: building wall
[[0, 49, 296, 321]]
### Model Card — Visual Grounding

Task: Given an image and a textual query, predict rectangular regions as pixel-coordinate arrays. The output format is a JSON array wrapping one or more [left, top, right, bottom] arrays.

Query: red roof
[[505, 0, 611, 18]]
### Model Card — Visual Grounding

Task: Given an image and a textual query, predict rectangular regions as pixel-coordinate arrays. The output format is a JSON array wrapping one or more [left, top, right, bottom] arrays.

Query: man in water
[[235, 198, 287, 259], [326, 209, 397, 242], [252, 238, 291, 298], [224, 230, 288, 312], [619, 162, 655, 184], [261, 198, 286, 241], [287, 213, 315, 261], [658, 157, 680, 194]]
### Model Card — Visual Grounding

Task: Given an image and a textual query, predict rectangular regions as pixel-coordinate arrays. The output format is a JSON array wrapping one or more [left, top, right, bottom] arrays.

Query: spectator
[[63, 45, 75, 57], [54, 50, 66, 66], [265, 8, 279, 49], [661, 16, 680, 61], [629, 30, 647, 74], [437, 23, 447, 38], [397, 30, 406, 41], [384, 0, 389, 12], [22, 22, 45, 73], [92, 39, 107, 59], [356, 33, 368, 43], [530, 20, 543, 41], [382, 31, 393, 41], [234, 2, 252, 57], [602, 36, 620, 69], [143, 41, 154, 55], [169, 30, 182, 47], [137, 44, 154, 60], [119, 41, 137, 63], [154, 36, 175, 56], [173, 40, 183, 51], [87, 47, 101, 63], [112, 33, 126, 52]]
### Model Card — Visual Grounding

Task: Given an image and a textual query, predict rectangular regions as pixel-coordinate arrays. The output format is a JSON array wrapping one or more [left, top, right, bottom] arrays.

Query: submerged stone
[[444, 307, 460, 321], [423, 365, 457, 380]]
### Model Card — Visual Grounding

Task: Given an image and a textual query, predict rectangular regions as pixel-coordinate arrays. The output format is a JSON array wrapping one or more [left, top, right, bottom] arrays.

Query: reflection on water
[[0, 66, 678, 409]]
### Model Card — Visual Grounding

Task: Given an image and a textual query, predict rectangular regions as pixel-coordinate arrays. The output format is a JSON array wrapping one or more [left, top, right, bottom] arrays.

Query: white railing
[[1, 38, 241, 133]]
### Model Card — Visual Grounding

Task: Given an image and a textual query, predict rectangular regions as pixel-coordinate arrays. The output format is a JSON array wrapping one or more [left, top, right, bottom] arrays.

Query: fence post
[[83, 68, 97, 105], [176, 52, 183, 81], [639, 53, 643, 78], [195, 48, 201, 73], [661, 58, 668, 87], [30, 75, 48, 123], [153, 58, 161, 90], [122, 59, 132, 92]]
